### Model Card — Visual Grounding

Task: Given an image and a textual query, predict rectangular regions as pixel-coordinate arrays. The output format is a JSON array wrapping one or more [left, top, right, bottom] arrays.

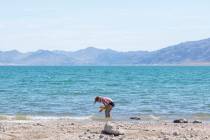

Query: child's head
[[95, 96, 101, 103]]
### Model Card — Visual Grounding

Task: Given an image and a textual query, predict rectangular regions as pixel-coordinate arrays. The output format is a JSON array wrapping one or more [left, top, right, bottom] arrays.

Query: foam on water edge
[[0, 114, 94, 121], [0, 113, 209, 122]]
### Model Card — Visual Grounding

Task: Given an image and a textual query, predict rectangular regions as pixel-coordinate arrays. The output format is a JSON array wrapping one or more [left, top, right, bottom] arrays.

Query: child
[[94, 96, 115, 118]]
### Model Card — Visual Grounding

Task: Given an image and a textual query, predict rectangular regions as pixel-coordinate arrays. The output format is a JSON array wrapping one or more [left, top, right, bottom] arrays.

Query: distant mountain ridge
[[1, 38, 210, 65]]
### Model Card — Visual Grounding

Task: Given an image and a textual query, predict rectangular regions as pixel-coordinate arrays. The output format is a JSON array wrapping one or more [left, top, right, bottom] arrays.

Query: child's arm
[[99, 106, 106, 112]]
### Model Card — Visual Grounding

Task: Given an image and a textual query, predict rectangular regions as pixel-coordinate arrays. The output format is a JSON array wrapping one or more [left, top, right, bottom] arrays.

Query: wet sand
[[0, 118, 210, 140]]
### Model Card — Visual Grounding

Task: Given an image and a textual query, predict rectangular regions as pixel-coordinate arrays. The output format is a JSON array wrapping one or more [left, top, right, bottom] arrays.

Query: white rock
[[102, 122, 124, 136]]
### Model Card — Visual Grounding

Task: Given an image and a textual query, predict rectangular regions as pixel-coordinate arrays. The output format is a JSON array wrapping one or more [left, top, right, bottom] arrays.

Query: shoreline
[[0, 118, 210, 140], [1, 114, 210, 122], [0, 114, 210, 122]]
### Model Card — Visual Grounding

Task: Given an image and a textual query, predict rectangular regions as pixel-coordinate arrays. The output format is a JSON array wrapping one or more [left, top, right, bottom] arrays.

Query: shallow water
[[0, 66, 209, 120]]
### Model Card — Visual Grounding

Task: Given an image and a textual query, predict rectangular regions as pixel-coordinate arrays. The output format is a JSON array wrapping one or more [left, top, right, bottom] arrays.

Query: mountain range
[[1, 38, 210, 66]]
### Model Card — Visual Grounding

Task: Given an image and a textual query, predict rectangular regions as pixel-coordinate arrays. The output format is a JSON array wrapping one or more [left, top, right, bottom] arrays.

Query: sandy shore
[[0, 118, 210, 140]]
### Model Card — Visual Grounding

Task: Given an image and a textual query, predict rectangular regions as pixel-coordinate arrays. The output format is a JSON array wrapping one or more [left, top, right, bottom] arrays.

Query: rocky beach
[[0, 117, 209, 140]]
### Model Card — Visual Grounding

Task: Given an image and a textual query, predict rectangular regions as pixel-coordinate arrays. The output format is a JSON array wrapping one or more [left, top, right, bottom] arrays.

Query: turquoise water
[[0, 66, 209, 120]]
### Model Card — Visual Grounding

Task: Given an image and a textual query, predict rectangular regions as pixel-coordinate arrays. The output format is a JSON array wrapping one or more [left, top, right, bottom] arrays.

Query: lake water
[[0, 66, 209, 120]]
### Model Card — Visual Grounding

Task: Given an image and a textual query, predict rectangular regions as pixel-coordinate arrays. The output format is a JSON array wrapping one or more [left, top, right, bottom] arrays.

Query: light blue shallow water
[[0, 66, 209, 120]]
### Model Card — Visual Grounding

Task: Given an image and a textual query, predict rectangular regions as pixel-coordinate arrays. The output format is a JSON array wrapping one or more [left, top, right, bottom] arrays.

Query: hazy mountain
[[0, 38, 210, 65], [138, 38, 210, 64]]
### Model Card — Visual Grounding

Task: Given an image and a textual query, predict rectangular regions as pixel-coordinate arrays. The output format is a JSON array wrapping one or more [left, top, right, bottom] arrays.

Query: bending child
[[94, 96, 115, 118]]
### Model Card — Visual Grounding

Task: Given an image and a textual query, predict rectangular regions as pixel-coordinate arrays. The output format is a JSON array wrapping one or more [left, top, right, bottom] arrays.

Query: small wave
[[0, 115, 29, 120], [140, 115, 161, 121], [0, 114, 108, 121], [90, 115, 112, 121], [192, 113, 210, 120], [65, 116, 93, 120], [25, 115, 93, 121], [0, 115, 8, 120]]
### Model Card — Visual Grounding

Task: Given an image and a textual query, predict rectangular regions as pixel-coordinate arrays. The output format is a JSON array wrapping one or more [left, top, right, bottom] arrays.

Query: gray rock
[[173, 119, 188, 123], [102, 122, 124, 136], [192, 120, 202, 123], [130, 117, 141, 120]]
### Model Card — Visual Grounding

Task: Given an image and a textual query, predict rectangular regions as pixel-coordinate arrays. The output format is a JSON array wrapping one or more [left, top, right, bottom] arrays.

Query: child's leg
[[105, 105, 112, 118], [105, 109, 110, 118]]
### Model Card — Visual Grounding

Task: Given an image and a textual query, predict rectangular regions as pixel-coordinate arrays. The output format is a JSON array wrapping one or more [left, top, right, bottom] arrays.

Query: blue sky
[[0, 0, 210, 52]]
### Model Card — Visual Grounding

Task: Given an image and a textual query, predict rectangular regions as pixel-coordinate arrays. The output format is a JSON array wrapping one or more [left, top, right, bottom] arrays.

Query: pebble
[[35, 123, 44, 126], [104, 137, 109, 140], [183, 135, 189, 140], [173, 132, 179, 136], [99, 134, 104, 138], [119, 137, 124, 140], [92, 131, 99, 134], [163, 137, 169, 140], [160, 131, 165, 135]]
